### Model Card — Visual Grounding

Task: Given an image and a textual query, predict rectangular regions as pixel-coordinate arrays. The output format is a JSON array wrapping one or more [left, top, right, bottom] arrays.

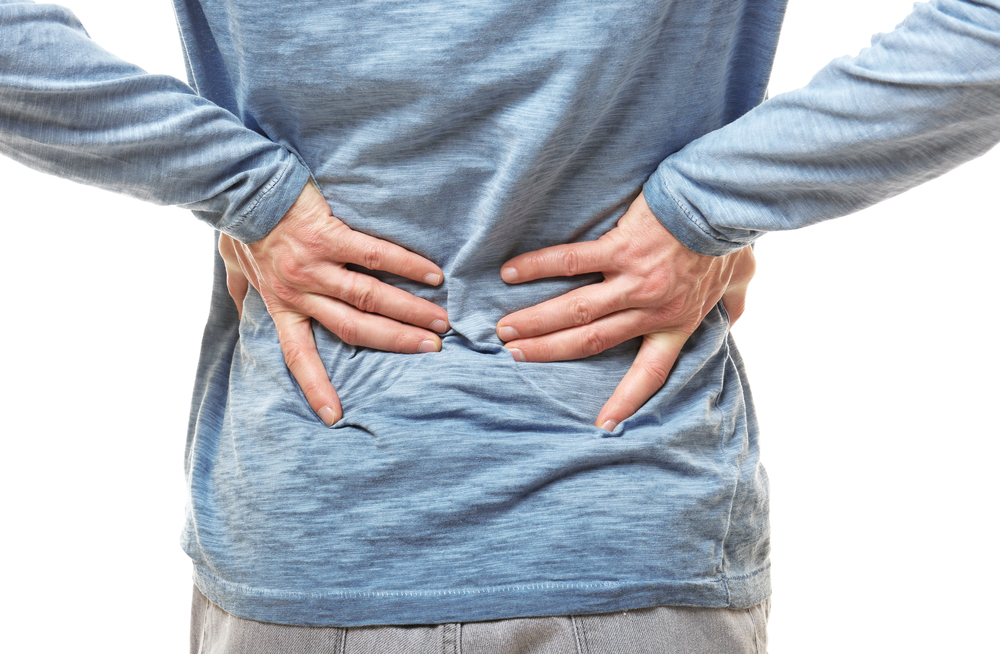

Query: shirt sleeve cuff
[[642, 173, 753, 257], [222, 156, 313, 244]]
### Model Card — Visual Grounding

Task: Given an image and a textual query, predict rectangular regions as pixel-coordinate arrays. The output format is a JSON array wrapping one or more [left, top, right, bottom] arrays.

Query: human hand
[[218, 181, 449, 426], [496, 191, 754, 431]]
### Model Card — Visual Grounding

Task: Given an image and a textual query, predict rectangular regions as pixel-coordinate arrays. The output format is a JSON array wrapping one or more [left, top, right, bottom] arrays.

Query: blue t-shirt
[[2, 0, 999, 626]]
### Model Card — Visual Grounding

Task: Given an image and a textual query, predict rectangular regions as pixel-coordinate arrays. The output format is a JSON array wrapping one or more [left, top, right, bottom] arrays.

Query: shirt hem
[[192, 564, 771, 627]]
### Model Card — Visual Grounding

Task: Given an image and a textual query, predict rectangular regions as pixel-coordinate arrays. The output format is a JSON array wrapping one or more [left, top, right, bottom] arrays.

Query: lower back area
[[182, 287, 770, 625]]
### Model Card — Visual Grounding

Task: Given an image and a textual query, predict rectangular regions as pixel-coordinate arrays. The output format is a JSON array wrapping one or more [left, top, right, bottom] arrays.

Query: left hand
[[496, 191, 755, 431], [215, 182, 448, 427]]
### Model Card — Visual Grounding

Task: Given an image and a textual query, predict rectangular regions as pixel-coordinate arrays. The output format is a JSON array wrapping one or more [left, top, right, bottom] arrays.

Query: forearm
[[0, 0, 310, 242], [644, 0, 1000, 255]]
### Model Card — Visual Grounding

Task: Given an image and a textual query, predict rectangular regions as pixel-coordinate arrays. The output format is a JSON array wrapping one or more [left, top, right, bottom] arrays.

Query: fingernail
[[600, 420, 618, 432], [501, 267, 518, 283], [498, 325, 520, 341], [424, 272, 442, 285], [419, 339, 440, 353], [318, 406, 337, 427], [506, 347, 526, 362], [430, 319, 448, 333]]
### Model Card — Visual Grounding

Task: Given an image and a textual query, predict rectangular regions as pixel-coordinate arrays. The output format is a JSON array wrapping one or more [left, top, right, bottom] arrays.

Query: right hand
[[495, 192, 754, 430], [218, 181, 449, 427]]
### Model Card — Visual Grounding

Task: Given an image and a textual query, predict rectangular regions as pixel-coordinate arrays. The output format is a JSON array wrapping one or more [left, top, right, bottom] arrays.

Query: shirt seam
[[196, 565, 766, 599], [660, 180, 739, 251], [226, 155, 294, 234]]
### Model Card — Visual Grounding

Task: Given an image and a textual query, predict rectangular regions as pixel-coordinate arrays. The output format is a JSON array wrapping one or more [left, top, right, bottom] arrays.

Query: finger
[[594, 330, 687, 431], [226, 269, 249, 320], [337, 228, 444, 286], [721, 289, 747, 325], [218, 232, 238, 268], [721, 247, 755, 326], [502, 308, 650, 363], [500, 238, 613, 284], [218, 235, 249, 318], [232, 241, 264, 299], [497, 282, 630, 341], [329, 270, 449, 332], [300, 294, 444, 354], [273, 311, 343, 427]]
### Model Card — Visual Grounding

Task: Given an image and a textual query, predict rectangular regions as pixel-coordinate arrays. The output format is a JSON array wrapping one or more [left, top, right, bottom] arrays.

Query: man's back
[[178, 0, 780, 625]]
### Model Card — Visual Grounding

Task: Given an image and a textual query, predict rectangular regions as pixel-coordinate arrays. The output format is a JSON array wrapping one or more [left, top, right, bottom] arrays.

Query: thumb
[[219, 234, 249, 319], [595, 330, 686, 431], [720, 246, 755, 326]]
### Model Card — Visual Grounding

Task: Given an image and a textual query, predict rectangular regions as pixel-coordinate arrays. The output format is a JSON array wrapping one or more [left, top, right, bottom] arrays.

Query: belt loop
[[441, 622, 461, 654], [571, 615, 590, 654]]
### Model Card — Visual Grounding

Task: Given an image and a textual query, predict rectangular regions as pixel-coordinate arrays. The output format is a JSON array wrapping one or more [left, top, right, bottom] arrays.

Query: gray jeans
[[191, 587, 769, 654]]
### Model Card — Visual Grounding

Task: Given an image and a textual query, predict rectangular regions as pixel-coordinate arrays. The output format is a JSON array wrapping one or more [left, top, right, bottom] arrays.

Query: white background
[[1, 1, 997, 651]]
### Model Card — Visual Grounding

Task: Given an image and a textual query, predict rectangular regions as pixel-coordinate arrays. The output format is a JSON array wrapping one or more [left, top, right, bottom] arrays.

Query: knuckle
[[639, 357, 671, 388], [335, 318, 360, 346], [275, 258, 310, 287], [348, 280, 380, 314], [281, 342, 308, 372], [569, 296, 594, 326], [648, 268, 672, 291], [560, 249, 581, 276], [361, 242, 384, 271], [581, 326, 610, 357], [632, 271, 670, 303], [609, 248, 633, 273], [609, 241, 640, 272]]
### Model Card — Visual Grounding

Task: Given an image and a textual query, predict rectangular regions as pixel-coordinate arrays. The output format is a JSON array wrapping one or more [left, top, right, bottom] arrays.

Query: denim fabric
[[191, 587, 769, 654], [2, 0, 999, 629]]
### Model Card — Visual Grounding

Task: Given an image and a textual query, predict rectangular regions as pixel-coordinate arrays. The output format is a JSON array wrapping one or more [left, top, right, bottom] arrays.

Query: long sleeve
[[0, 0, 310, 242], [644, 0, 1000, 256]]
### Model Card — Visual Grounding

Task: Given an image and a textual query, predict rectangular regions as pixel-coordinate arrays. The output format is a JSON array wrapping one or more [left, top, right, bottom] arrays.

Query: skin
[[496, 191, 755, 430], [219, 180, 449, 426], [220, 183, 754, 429]]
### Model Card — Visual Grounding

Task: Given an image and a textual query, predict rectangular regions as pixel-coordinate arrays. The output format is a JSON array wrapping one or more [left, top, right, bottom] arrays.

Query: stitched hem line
[[192, 565, 772, 627]]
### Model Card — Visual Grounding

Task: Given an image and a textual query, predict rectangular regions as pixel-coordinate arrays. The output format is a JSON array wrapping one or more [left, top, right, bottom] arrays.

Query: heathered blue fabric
[[2, 0, 999, 628], [644, 0, 1000, 255]]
